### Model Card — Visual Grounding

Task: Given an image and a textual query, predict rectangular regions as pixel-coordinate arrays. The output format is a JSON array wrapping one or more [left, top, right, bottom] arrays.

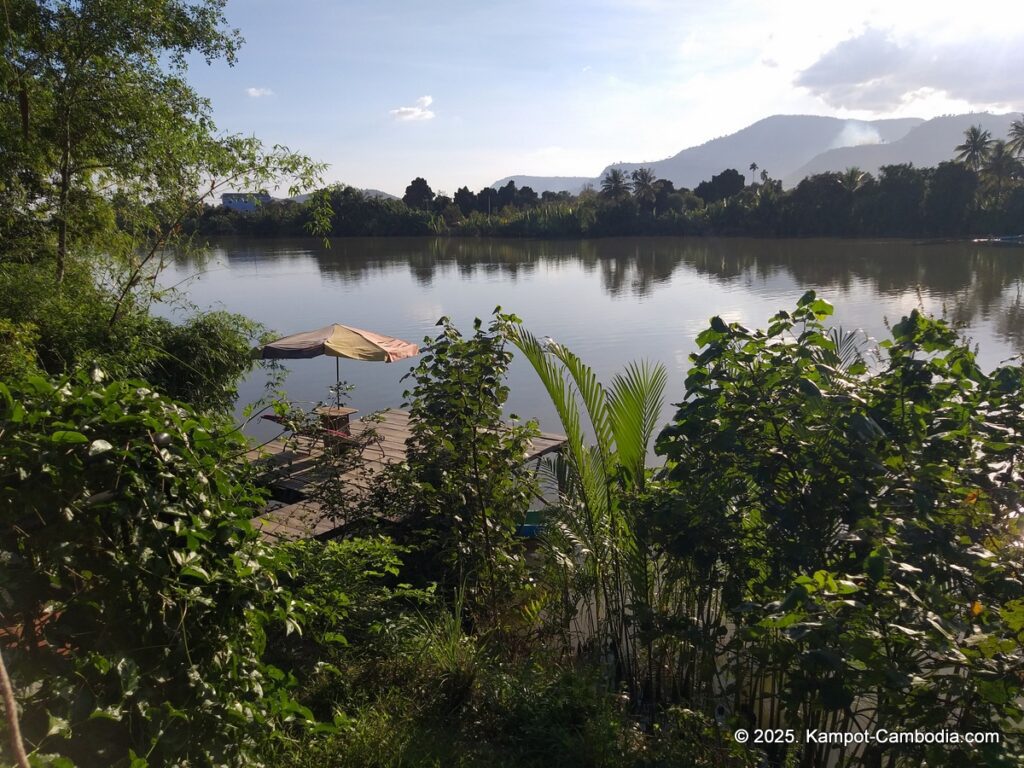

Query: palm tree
[[630, 167, 657, 214], [981, 140, 1023, 205], [510, 326, 666, 700], [749, 162, 759, 186], [837, 166, 868, 194], [955, 125, 993, 172], [1008, 115, 1024, 158], [600, 168, 631, 200]]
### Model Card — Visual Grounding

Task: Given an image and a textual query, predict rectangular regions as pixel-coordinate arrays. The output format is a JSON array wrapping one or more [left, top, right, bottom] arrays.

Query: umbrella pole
[[335, 357, 340, 406]]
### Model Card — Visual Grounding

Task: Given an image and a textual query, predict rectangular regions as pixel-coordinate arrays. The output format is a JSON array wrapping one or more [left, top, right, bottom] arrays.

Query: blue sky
[[186, 0, 1024, 197]]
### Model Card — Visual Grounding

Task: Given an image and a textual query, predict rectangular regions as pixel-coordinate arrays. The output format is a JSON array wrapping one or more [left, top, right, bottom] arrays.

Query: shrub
[[374, 312, 539, 629], [0, 373, 308, 766], [648, 293, 1024, 765], [0, 319, 40, 380], [0, 262, 266, 413]]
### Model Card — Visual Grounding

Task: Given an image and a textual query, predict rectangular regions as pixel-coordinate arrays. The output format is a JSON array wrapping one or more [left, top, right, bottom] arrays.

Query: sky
[[185, 0, 1024, 197]]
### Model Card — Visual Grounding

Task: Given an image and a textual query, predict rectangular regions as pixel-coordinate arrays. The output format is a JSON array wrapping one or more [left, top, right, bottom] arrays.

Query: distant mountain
[[492, 115, 924, 194], [489, 175, 596, 195], [602, 115, 922, 189], [361, 188, 399, 200], [290, 187, 398, 203], [783, 113, 1020, 186]]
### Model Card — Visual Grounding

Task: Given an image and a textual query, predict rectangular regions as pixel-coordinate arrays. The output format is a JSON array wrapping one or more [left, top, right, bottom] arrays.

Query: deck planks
[[249, 409, 565, 542]]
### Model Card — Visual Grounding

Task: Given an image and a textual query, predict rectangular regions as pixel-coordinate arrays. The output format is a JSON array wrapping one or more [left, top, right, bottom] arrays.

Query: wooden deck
[[246, 409, 566, 542]]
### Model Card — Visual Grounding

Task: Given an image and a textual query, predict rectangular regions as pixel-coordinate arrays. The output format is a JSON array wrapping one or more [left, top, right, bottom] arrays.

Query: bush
[[0, 373, 308, 766], [374, 312, 539, 628], [647, 293, 1024, 766], [0, 318, 40, 379], [145, 310, 268, 412], [0, 262, 266, 413]]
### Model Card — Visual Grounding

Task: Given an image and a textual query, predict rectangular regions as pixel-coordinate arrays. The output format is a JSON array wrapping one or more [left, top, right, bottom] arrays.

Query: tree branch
[[0, 647, 31, 768]]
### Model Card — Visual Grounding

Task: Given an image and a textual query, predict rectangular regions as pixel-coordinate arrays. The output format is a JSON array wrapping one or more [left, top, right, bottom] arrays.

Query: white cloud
[[246, 87, 274, 98], [390, 95, 435, 121], [796, 27, 1024, 112]]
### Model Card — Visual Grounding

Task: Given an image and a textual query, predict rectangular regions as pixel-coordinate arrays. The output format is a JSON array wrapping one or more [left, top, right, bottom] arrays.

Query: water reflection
[[161, 236, 1024, 443], [199, 237, 1024, 340]]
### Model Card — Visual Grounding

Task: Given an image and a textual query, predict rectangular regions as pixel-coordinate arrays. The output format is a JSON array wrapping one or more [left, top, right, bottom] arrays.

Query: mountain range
[[291, 188, 397, 203], [492, 112, 1019, 194]]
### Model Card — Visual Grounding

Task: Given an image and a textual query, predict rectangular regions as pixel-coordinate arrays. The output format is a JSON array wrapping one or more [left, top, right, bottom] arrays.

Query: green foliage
[[0, 261, 147, 375], [694, 168, 746, 204], [0, 262, 267, 413], [601, 169, 632, 200], [267, 649, 749, 768], [275, 537, 426, 658], [0, 0, 325, 304], [145, 310, 268, 412], [185, 185, 433, 237], [647, 292, 1024, 765], [0, 373, 308, 766], [510, 326, 667, 701], [0, 318, 40, 379], [402, 177, 435, 211], [185, 141, 1023, 241], [374, 312, 540, 628]]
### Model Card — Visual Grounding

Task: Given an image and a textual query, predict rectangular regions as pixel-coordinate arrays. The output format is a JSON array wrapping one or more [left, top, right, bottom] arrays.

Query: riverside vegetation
[[187, 121, 1024, 241], [6, 294, 1024, 768], [4, 2, 1024, 767]]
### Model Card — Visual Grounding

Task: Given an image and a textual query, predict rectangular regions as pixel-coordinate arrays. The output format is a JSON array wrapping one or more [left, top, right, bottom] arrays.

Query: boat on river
[[971, 235, 1024, 247]]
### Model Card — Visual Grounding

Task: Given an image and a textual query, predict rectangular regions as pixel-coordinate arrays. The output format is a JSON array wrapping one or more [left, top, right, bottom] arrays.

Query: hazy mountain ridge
[[783, 113, 1019, 185], [601, 115, 922, 189], [290, 188, 398, 203], [492, 113, 1020, 195], [488, 175, 596, 195]]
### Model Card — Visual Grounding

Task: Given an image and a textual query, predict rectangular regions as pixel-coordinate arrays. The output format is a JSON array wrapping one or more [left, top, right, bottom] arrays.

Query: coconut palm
[[955, 125, 993, 172], [1008, 115, 1024, 158], [981, 140, 1023, 205], [838, 166, 868, 194], [630, 167, 657, 214], [600, 168, 631, 200], [749, 162, 759, 185]]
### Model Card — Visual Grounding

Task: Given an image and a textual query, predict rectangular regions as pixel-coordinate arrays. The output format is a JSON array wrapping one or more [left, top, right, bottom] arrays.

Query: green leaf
[[89, 439, 114, 456], [865, 552, 886, 582], [46, 713, 70, 738], [797, 290, 816, 307], [797, 377, 822, 399], [180, 564, 211, 582], [1001, 599, 1024, 633], [809, 298, 834, 318], [51, 430, 89, 444]]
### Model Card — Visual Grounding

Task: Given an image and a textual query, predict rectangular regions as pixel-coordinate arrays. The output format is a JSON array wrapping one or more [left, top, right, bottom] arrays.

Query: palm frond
[[546, 339, 614, 463], [607, 360, 667, 489], [510, 326, 610, 530], [828, 326, 866, 372]]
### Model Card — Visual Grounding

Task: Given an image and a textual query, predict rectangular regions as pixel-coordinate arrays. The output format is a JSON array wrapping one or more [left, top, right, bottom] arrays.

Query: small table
[[313, 406, 358, 436]]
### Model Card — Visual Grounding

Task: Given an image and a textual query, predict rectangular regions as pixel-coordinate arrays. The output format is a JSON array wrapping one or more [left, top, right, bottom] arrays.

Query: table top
[[313, 405, 359, 417]]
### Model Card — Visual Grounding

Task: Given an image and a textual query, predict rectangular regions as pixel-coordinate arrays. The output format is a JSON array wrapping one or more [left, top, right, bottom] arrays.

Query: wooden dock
[[246, 409, 566, 542]]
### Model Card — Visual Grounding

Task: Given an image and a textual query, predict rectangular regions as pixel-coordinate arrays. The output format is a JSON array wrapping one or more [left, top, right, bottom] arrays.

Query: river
[[160, 236, 1024, 443]]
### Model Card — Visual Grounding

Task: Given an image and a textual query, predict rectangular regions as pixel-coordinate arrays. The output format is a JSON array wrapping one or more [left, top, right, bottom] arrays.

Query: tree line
[[188, 120, 1024, 240]]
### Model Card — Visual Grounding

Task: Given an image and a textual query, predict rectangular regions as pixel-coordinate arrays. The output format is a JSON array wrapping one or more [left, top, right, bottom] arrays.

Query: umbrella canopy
[[255, 324, 419, 363]]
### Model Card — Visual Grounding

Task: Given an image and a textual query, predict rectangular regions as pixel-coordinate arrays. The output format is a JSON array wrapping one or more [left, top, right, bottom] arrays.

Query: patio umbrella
[[253, 324, 419, 404]]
